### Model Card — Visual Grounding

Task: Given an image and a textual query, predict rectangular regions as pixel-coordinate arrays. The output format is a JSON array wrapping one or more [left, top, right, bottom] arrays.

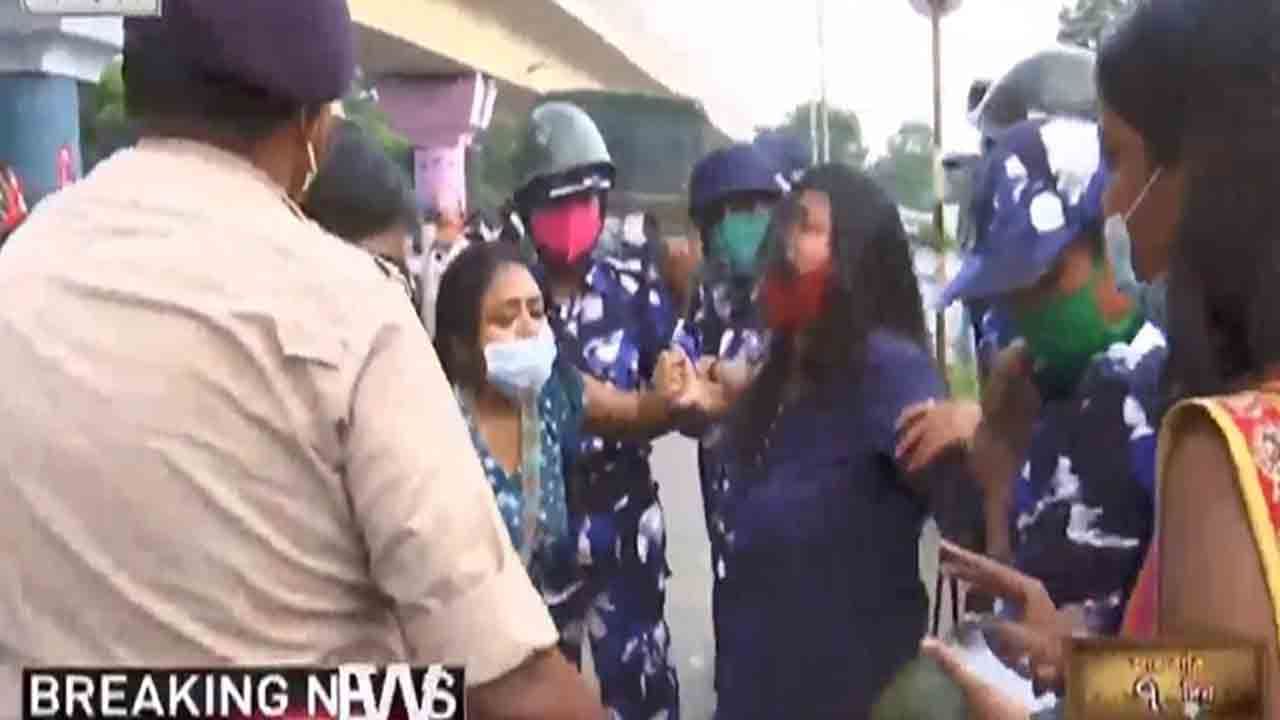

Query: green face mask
[[712, 211, 770, 276], [1013, 262, 1141, 399]]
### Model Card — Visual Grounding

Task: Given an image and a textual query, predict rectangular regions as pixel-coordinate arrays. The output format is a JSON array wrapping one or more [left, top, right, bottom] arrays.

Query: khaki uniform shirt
[[0, 140, 555, 684]]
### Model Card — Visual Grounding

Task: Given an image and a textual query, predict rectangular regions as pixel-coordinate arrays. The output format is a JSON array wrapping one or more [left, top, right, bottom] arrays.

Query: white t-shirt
[[421, 237, 470, 337]]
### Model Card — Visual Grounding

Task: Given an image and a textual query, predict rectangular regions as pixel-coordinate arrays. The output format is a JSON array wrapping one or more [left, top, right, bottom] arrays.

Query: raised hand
[[980, 340, 1041, 463], [920, 638, 1035, 720], [895, 399, 983, 473], [654, 349, 696, 411], [938, 539, 1073, 694]]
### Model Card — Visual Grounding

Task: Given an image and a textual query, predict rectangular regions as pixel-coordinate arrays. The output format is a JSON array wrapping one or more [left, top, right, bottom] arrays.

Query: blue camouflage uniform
[[1011, 322, 1163, 633], [682, 143, 784, 706], [941, 116, 1163, 636], [975, 303, 1017, 376], [686, 269, 766, 696], [538, 245, 697, 719]]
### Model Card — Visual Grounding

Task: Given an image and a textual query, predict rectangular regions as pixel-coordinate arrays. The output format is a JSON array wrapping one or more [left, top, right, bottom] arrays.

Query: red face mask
[[761, 261, 834, 333], [530, 194, 602, 266]]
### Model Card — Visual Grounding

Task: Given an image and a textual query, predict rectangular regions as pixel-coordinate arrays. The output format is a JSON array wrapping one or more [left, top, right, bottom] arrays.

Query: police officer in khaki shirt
[[0, 2, 602, 717]]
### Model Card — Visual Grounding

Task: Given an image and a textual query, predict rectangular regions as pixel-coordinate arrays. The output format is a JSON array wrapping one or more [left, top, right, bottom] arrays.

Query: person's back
[[0, 2, 604, 716], [0, 141, 430, 663]]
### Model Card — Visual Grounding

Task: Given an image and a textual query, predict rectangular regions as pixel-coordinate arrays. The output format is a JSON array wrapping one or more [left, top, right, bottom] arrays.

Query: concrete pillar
[[413, 141, 468, 217], [375, 72, 497, 214], [0, 1, 121, 204], [0, 74, 81, 202]]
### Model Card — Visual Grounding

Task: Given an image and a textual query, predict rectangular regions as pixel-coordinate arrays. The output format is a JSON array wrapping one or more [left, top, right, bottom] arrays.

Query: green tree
[[1057, 0, 1134, 51], [757, 101, 868, 168], [469, 115, 523, 213], [342, 72, 413, 177], [80, 58, 135, 169], [870, 122, 935, 213]]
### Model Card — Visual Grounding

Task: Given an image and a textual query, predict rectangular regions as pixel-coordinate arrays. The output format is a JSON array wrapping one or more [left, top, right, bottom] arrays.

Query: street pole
[[818, 0, 830, 162], [809, 93, 820, 165], [930, 4, 948, 378]]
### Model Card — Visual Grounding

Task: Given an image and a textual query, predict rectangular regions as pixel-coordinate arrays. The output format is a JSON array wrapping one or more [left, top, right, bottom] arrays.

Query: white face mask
[[483, 323, 557, 400], [1103, 167, 1163, 288]]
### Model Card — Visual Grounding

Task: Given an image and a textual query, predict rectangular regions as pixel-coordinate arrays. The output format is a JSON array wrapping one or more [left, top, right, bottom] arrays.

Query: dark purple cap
[[124, 0, 355, 106]]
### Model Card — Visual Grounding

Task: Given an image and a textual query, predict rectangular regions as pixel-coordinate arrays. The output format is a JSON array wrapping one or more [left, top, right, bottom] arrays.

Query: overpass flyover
[[345, 0, 751, 216], [1, 0, 750, 204], [354, 0, 671, 102]]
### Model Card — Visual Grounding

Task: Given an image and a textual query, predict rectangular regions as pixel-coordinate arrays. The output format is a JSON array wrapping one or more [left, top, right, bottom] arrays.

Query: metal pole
[[809, 98, 820, 166], [931, 5, 949, 377], [818, 0, 830, 162]]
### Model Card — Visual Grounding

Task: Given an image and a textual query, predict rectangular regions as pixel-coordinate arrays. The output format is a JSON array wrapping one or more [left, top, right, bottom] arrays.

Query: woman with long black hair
[[711, 163, 974, 718]]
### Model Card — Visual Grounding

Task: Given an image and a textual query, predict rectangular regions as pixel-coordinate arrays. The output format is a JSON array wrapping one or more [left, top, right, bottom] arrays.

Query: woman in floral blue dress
[[433, 241, 693, 623]]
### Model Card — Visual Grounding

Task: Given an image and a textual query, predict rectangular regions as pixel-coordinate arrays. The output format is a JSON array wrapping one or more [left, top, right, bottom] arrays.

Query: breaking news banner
[[1066, 637, 1264, 719], [22, 665, 463, 720]]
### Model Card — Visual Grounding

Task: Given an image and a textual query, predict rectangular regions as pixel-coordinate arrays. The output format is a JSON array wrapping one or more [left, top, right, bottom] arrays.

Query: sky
[[617, 0, 1065, 157]]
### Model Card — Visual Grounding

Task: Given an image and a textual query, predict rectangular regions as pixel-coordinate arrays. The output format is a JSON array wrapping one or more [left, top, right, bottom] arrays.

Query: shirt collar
[[134, 138, 289, 205]]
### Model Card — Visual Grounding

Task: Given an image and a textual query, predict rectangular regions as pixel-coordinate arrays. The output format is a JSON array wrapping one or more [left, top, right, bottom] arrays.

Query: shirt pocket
[[234, 305, 354, 481], [271, 313, 346, 369]]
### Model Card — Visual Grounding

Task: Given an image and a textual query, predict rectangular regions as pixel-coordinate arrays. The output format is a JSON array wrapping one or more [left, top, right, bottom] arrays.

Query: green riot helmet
[[515, 102, 616, 207]]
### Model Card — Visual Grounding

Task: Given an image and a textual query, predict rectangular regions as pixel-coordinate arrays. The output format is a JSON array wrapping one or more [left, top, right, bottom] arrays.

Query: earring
[[300, 140, 318, 196]]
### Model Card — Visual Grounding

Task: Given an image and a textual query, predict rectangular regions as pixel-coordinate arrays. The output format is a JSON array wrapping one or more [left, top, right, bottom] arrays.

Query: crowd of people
[[0, 0, 1279, 718]]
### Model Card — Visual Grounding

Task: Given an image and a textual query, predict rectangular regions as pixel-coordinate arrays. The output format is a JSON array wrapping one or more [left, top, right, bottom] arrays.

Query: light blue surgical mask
[[1104, 168, 1167, 328], [1139, 276, 1168, 332], [1104, 167, 1162, 291], [484, 324, 557, 400]]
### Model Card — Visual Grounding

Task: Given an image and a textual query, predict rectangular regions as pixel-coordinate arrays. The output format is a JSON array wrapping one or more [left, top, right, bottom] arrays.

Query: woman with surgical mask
[[432, 242, 699, 628], [1096, 2, 1189, 333], [922, 3, 1280, 717]]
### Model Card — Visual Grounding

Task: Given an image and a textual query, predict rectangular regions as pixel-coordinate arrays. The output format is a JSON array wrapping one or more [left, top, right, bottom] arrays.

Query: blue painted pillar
[[0, 1, 121, 205], [0, 72, 81, 204]]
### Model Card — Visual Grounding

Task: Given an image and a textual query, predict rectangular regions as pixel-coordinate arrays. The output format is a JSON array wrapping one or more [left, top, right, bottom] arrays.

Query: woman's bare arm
[[468, 649, 605, 720], [579, 374, 678, 440], [1161, 410, 1277, 714]]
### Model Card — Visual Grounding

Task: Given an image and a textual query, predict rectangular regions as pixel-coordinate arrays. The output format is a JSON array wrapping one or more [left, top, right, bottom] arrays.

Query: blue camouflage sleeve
[[634, 271, 700, 383], [1127, 340, 1168, 498]]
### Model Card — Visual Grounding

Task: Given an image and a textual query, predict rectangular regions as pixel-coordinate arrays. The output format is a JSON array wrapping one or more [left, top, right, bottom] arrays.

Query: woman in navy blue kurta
[[714, 165, 973, 718]]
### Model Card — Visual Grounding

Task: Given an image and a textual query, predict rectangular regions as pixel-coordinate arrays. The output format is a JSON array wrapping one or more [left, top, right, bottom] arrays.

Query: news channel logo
[[1067, 637, 1264, 719], [22, 0, 161, 17]]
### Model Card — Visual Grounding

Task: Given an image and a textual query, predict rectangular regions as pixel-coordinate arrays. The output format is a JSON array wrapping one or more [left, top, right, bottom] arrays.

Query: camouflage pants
[[551, 491, 679, 720]]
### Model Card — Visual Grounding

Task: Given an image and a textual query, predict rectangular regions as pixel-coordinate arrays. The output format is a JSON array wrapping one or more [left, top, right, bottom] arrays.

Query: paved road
[[647, 435, 948, 720], [652, 435, 717, 719]]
